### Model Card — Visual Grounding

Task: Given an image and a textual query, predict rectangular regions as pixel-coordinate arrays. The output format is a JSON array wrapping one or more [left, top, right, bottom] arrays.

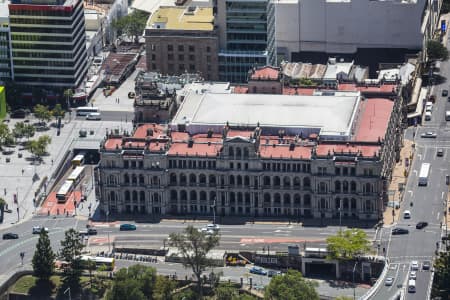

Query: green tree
[[107, 265, 157, 300], [51, 103, 65, 120], [264, 269, 319, 300], [432, 251, 450, 298], [153, 275, 176, 300], [12, 121, 26, 141], [32, 230, 55, 281], [23, 124, 35, 141], [326, 228, 371, 261], [34, 104, 52, 125], [63, 89, 73, 109], [169, 225, 220, 298], [0, 197, 6, 223], [112, 11, 149, 43], [60, 228, 85, 291], [442, 0, 450, 14], [215, 282, 237, 300], [28, 135, 51, 162], [427, 40, 449, 61], [0, 123, 11, 148]]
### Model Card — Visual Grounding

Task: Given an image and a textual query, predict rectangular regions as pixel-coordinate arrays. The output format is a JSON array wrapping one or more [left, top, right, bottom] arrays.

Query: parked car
[[385, 277, 394, 286], [249, 266, 267, 276], [422, 261, 431, 270], [199, 228, 214, 235], [119, 224, 137, 231], [437, 149, 444, 157], [421, 132, 437, 138], [86, 112, 101, 120], [442, 89, 448, 97], [32, 226, 48, 234], [79, 228, 98, 236], [409, 271, 417, 280], [392, 228, 409, 235], [416, 222, 428, 229], [268, 270, 282, 277], [2, 233, 19, 239], [403, 210, 411, 219]]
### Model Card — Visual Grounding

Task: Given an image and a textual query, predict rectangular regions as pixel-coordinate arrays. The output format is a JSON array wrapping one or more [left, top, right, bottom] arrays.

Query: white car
[[385, 277, 394, 286], [199, 228, 214, 235], [206, 223, 220, 231], [409, 271, 417, 279], [86, 112, 101, 120], [32, 226, 49, 234], [410, 261, 419, 271]]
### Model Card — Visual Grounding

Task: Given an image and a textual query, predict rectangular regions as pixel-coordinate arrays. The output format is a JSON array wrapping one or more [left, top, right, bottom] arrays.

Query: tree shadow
[[28, 279, 55, 299]]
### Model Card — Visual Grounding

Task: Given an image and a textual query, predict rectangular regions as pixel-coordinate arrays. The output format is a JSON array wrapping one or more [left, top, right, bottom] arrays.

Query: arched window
[[343, 181, 349, 193], [263, 176, 271, 186], [335, 181, 341, 192], [243, 148, 249, 158], [190, 190, 197, 201], [294, 194, 301, 206], [237, 175, 243, 186], [273, 176, 281, 187], [189, 173, 196, 185], [170, 173, 177, 184], [263, 193, 271, 205], [180, 173, 187, 185], [131, 174, 137, 185], [209, 174, 216, 186], [200, 191, 207, 201], [293, 177, 300, 187], [350, 181, 357, 193], [274, 193, 281, 205], [199, 174, 206, 185], [124, 174, 130, 184], [236, 147, 242, 159], [351, 198, 357, 210], [125, 190, 130, 201], [229, 175, 235, 185], [283, 194, 291, 205], [139, 174, 145, 185], [304, 194, 311, 207], [283, 176, 291, 187], [244, 176, 250, 186], [170, 190, 178, 200], [140, 191, 145, 202], [229, 146, 234, 157], [303, 177, 311, 188], [132, 191, 138, 201], [319, 182, 327, 193], [180, 190, 187, 200]]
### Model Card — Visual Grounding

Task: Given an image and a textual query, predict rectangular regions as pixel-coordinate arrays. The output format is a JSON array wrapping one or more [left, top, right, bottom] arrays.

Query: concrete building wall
[[274, 0, 429, 57]]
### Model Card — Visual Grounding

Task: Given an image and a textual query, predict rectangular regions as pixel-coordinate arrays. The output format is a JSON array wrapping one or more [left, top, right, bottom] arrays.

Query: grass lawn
[[10, 275, 93, 296]]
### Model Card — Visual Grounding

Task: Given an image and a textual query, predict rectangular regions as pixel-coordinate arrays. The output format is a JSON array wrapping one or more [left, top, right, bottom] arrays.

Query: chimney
[[289, 143, 295, 151]]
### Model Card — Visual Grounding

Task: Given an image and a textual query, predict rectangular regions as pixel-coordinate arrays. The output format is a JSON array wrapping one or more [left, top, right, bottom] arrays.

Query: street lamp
[[211, 197, 216, 225], [352, 260, 358, 300], [106, 209, 111, 253]]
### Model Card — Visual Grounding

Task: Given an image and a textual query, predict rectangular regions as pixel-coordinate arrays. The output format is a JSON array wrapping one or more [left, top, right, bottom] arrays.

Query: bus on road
[[80, 256, 115, 271], [71, 152, 86, 167], [418, 163, 431, 186], [56, 180, 74, 203], [76, 106, 99, 116], [67, 166, 85, 185]]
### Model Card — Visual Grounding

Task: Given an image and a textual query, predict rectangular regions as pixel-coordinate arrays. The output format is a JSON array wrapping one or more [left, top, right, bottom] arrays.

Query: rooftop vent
[[188, 139, 194, 148], [289, 143, 295, 151]]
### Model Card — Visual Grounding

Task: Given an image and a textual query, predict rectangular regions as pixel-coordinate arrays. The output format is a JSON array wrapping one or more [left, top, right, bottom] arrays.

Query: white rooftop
[[172, 91, 361, 138]]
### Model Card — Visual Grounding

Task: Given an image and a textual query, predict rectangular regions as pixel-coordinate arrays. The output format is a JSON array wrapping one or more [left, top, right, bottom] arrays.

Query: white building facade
[[273, 0, 441, 60]]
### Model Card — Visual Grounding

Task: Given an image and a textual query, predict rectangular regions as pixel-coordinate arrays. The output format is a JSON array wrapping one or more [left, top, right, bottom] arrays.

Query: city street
[[371, 37, 450, 300]]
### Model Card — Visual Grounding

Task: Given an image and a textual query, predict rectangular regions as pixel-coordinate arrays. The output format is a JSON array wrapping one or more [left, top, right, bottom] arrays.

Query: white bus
[[76, 106, 99, 116], [67, 166, 85, 184], [56, 180, 74, 203], [418, 163, 431, 186], [408, 279, 416, 293], [71, 152, 86, 167], [80, 255, 115, 271]]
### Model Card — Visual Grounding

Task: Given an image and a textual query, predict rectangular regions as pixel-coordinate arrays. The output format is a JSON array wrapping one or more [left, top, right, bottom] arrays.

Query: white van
[[408, 279, 416, 293], [425, 111, 432, 121], [446, 111, 450, 121], [425, 102, 433, 112], [403, 210, 411, 219], [86, 112, 101, 120]]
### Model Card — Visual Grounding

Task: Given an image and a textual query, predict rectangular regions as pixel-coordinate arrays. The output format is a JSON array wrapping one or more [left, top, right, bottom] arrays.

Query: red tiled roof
[[171, 131, 189, 141], [338, 83, 397, 94], [167, 142, 222, 157], [282, 87, 316, 96], [355, 98, 393, 142], [250, 66, 280, 80], [133, 124, 166, 138], [259, 144, 312, 159], [233, 86, 249, 94], [316, 144, 381, 157], [104, 138, 122, 150]]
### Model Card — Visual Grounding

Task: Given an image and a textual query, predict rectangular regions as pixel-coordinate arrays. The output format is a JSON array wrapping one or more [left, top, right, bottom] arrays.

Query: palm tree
[[0, 197, 6, 223], [63, 89, 73, 110]]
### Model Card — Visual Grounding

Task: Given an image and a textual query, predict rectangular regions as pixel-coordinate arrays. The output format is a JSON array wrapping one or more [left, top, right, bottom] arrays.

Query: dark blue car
[[120, 224, 137, 231]]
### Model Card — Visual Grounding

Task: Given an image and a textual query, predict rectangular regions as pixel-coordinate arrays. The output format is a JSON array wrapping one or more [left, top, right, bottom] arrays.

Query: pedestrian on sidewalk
[[21, 169, 24, 175], [4, 188, 6, 195]]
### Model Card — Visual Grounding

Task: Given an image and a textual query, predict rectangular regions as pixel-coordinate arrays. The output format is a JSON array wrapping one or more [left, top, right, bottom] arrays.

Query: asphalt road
[[371, 59, 450, 299], [74, 111, 134, 123]]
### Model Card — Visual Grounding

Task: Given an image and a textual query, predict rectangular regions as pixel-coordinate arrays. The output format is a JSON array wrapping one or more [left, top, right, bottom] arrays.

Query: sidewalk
[[0, 115, 78, 230], [382, 139, 414, 226]]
